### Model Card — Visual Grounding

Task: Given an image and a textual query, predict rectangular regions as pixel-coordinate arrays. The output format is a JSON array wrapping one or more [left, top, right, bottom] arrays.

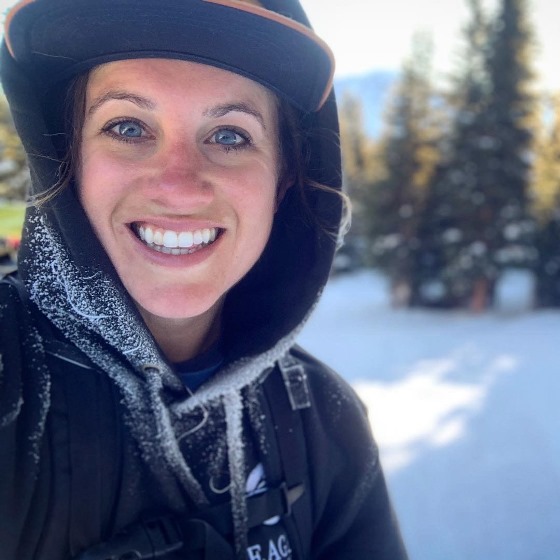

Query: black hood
[[0, 0, 343, 367]]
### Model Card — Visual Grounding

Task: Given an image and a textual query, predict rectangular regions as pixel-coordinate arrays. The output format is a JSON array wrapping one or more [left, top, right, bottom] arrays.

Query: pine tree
[[532, 94, 560, 220], [534, 200, 560, 307], [414, 0, 536, 310], [413, 0, 493, 308], [365, 34, 440, 306], [338, 93, 376, 238], [532, 95, 560, 306], [336, 93, 380, 271], [484, 0, 536, 275], [339, 93, 370, 189]]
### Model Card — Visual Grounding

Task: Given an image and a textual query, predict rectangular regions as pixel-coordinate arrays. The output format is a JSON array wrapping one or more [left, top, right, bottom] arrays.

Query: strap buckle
[[278, 354, 311, 410], [281, 482, 305, 518], [74, 516, 183, 560]]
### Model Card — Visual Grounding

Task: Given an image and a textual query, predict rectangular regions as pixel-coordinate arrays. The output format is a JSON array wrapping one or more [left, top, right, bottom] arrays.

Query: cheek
[[238, 170, 278, 224], [77, 159, 98, 223], [78, 149, 132, 213], [218, 150, 277, 192], [77, 151, 122, 244]]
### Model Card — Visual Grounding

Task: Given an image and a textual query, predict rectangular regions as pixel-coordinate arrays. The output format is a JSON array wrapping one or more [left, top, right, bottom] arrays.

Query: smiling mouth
[[132, 223, 222, 255]]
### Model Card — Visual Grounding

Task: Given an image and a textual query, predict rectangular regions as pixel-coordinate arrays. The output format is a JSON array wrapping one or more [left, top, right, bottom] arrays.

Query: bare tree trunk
[[470, 277, 490, 312]]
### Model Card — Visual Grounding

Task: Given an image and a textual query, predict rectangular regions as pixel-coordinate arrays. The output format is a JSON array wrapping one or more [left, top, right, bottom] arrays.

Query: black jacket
[[0, 1, 408, 558], [0, 276, 407, 559]]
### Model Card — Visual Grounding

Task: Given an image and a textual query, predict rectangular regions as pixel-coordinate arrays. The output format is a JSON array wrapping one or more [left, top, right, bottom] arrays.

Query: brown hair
[[32, 72, 89, 205]]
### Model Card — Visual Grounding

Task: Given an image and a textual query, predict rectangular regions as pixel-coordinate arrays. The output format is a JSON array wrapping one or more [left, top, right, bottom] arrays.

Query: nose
[[149, 138, 214, 207]]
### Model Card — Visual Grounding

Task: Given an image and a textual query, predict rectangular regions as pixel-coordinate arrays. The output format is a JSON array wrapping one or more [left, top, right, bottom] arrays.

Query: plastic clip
[[282, 482, 305, 517]]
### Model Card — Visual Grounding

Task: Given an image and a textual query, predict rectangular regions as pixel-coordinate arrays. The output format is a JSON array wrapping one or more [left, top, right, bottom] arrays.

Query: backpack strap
[[267, 353, 310, 487], [260, 352, 312, 560]]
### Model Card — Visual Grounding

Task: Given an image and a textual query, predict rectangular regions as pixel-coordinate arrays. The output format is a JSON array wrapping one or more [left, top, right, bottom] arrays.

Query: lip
[[130, 216, 224, 231]]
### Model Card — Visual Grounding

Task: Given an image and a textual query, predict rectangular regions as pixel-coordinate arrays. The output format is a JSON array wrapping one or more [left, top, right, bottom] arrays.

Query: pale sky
[[300, 0, 560, 91], [1, 0, 559, 91]]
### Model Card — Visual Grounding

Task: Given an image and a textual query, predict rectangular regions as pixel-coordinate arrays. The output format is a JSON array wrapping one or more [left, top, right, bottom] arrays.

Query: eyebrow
[[87, 90, 156, 117], [203, 103, 266, 129], [87, 94, 267, 130]]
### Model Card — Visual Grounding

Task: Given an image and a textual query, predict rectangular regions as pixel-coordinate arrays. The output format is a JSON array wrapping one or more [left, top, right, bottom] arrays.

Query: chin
[[133, 285, 225, 323]]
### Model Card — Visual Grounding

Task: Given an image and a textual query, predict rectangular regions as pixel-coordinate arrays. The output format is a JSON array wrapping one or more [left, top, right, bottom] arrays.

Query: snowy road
[[298, 270, 560, 560]]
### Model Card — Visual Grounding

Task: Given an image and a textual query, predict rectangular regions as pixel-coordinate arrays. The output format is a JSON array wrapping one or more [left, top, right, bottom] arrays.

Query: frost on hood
[[0, 353, 24, 429], [20, 212, 313, 524], [224, 389, 248, 555], [24, 213, 167, 377], [23, 325, 51, 466], [0, 309, 51, 470]]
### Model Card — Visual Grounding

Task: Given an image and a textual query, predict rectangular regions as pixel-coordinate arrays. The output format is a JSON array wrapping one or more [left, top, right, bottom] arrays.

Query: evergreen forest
[[339, 0, 560, 310]]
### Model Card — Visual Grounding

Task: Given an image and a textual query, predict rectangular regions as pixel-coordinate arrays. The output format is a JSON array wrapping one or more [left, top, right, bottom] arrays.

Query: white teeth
[[178, 231, 194, 248], [136, 224, 218, 253], [162, 230, 178, 248]]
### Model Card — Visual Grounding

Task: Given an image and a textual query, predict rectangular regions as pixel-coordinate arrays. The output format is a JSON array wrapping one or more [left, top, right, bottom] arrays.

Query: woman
[[0, 1, 408, 559]]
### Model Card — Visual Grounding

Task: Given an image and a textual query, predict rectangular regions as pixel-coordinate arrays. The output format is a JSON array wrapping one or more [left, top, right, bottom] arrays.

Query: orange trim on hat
[[235, 0, 264, 6], [4, 0, 37, 58]]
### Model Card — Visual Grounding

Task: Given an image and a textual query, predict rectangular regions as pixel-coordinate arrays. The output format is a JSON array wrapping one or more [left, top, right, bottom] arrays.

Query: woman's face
[[79, 58, 280, 324]]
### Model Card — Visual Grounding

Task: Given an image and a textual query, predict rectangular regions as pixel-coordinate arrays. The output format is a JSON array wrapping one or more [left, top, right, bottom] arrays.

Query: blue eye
[[213, 129, 247, 147], [102, 119, 150, 143], [115, 121, 143, 138]]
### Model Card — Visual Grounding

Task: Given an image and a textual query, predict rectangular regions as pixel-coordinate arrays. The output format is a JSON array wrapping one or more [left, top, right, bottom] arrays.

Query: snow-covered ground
[[298, 270, 560, 560]]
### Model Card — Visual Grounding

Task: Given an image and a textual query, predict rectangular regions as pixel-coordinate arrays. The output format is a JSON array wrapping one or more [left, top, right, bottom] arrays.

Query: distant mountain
[[334, 70, 399, 138]]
